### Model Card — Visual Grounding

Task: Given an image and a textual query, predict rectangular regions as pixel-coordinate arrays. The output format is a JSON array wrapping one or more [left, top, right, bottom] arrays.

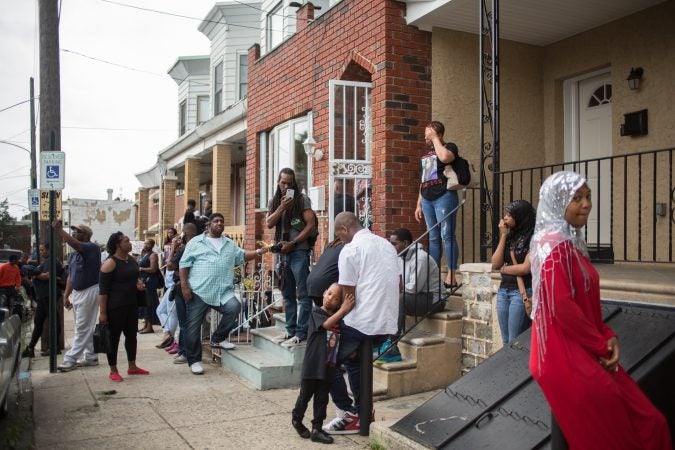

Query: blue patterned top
[[179, 234, 244, 306]]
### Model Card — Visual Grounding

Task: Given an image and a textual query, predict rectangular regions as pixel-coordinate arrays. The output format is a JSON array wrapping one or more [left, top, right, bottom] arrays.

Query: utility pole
[[39, 0, 62, 374], [30, 78, 39, 264]]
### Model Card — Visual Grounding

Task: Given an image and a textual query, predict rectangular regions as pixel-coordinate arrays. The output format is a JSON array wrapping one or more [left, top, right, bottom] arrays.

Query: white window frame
[[259, 117, 311, 208], [266, 2, 284, 52], [179, 100, 187, 135], [213, 60, 224, 115], [197, 95, 209, 125], [236, 52, 248, 100]]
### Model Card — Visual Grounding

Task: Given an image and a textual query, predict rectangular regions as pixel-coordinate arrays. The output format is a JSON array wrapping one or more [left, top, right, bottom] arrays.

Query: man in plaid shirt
[[179, 212, 268, 375]]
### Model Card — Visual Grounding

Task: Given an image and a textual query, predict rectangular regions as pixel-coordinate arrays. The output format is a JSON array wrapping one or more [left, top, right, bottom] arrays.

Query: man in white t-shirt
[[323, 212, 400, 434]]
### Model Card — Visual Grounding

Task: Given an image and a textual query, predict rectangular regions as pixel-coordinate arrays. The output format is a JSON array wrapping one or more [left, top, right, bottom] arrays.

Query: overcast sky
[[0, 0, 221, 220]]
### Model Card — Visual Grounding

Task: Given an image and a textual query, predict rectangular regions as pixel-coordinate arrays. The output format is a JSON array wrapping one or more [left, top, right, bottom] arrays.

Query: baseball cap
[[70, 224, 93, 238]]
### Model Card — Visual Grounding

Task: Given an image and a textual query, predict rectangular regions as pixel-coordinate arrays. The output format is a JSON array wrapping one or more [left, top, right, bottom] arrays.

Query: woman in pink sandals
[[99, 232, 150, 382]]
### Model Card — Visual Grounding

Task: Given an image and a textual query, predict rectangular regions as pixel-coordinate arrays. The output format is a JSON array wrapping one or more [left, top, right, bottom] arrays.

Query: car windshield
[[0, 249, 22, 263]]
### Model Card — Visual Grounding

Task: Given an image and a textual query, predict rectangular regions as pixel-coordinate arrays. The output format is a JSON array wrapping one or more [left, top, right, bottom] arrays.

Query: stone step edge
[[600, 279, 675, 296], [221, 344, 296, 370]]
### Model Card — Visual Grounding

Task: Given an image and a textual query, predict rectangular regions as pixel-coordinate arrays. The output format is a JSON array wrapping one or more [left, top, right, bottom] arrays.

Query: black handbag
[[93, 324, 112, 354]]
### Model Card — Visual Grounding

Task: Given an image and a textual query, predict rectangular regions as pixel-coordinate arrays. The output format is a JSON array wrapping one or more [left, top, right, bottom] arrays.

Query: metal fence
[[495, 148, 675, 263]]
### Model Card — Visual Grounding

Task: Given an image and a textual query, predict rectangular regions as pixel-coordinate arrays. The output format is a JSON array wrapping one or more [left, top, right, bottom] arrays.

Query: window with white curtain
[[259, 117, 310, 208]]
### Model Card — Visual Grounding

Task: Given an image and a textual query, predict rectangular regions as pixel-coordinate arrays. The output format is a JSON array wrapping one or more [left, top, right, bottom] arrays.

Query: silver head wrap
[[530, 171, 590, 367], [530, 171, 589, 320]]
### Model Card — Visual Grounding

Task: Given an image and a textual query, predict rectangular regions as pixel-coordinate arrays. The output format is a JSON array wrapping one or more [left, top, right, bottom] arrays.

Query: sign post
[[41, 144, 64, 373]]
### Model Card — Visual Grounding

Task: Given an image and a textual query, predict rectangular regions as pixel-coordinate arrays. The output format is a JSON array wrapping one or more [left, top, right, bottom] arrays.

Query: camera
[[269, 242, 283, 253]]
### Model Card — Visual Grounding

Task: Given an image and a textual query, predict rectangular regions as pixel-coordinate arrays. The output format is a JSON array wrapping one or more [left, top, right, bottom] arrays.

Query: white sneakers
[[190, 362, 204, 375], [77, 359, 99, 367], [272, 331, 294, 343], [281, 336, 306, 348], [210, 340, 236, 350], [173, 354, 187, 364]]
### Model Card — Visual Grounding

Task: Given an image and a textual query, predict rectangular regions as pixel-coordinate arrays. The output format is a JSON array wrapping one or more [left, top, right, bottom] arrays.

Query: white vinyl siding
[[206, 4, 260, 111], [260, 0, 296, 55]]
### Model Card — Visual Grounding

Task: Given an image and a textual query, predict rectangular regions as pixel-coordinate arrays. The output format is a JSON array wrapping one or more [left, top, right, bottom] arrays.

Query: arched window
[[588, 84, 612, 107]]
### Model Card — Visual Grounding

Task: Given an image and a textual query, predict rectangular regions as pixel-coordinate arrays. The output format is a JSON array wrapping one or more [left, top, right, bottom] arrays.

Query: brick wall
[[246, 0, 432, 249], [137, 188, 149, 240]]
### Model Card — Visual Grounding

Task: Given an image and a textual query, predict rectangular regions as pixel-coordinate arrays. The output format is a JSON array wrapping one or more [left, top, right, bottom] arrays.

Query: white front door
[[577, 72, 612, 246]]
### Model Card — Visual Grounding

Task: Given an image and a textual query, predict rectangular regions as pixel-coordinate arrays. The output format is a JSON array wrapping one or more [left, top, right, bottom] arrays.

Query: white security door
[[328, 80, 373, 239], [578, 72, 612, 246]]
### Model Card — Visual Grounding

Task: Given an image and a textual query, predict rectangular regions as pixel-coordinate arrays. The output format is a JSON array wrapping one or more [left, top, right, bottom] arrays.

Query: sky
[[0, 0, 221, 220]]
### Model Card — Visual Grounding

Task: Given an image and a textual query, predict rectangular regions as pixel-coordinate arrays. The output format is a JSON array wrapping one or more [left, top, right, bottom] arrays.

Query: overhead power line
[[61, 48, 210, 87], [0, 98, 38, 114], [100, 0, 294, 30]]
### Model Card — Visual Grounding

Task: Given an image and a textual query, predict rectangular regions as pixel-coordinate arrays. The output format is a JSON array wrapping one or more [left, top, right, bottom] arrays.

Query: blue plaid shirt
[[179, 234, 244, 306]]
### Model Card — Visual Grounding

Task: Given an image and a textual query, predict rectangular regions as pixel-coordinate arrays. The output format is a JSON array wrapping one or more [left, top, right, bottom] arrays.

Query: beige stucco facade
[[432, 0, 675, 264]]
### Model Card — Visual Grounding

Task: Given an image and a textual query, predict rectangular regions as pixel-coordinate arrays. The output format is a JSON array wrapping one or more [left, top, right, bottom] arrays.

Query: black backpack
[[452, 155, 472, 186]]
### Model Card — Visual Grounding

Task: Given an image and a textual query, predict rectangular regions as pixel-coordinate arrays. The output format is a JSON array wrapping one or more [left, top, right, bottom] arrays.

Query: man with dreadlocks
[[266, 168, 317, 347]]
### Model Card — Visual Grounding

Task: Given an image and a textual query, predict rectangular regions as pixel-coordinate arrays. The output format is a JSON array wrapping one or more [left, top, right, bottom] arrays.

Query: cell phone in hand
[[286, 189, 295, 199]]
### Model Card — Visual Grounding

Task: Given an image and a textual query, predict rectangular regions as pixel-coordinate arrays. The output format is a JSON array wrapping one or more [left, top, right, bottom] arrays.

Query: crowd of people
[[5, 121, 670, 447]]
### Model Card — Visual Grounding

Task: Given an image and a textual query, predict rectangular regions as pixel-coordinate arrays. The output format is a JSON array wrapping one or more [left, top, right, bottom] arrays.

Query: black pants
[[28, 296, 61, 349], [107, 305, 138, 366], [292, 378, 332, 429]]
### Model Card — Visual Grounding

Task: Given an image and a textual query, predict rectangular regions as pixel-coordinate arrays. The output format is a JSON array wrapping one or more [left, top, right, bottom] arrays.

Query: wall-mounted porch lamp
[[303, 136, 323, 161], [627, 67, 643, 91]]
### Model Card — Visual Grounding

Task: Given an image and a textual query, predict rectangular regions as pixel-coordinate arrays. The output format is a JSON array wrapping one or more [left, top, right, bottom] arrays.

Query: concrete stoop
[[219, 313, 305, 390], [221, 300, 463, 396], [371, 420, 424, 450], [373, 310, 462, 399]]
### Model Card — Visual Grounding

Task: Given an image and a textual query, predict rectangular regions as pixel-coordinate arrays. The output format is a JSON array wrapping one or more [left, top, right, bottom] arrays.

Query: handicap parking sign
[[40, 151, 65, 189], [28, 189, 40, 212], [46, 165, 59, 179]]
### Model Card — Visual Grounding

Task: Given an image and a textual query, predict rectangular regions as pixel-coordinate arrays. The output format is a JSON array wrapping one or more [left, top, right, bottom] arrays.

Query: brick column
[[459, 263, 501, 375], [161, 175, 178, 232], [184, 157, 201, 210], [137, 188, 149, 240], [212, 143, 232, 225], [296, 3, 314, 33]]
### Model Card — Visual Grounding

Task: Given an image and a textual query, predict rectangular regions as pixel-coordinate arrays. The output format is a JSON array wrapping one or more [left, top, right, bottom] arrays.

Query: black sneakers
[[311, 429, 334, 444], [21, 347, 35, 358], [292, 419, 310, 439]]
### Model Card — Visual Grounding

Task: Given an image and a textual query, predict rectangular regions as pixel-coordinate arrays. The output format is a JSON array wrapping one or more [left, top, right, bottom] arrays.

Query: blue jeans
[[281, 249, 311, 340], [183, 292, 241, 365], [496, 287, 532, 344], [421, 190, 459, 270], [173, 289, 187, 356], [329, 324, 387, 413]]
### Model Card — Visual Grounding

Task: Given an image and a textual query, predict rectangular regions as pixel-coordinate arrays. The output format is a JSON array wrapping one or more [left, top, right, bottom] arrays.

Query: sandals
[[156, 336, 174, 348], [127, 367, 150, 375], [109, 373, 123, 382]]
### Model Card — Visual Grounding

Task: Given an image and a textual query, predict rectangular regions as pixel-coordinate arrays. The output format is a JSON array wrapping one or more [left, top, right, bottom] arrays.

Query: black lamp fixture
[[627, 67, 643, 91]]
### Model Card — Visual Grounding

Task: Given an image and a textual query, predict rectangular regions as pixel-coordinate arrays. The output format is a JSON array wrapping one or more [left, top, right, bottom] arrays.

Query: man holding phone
[[266, 168, 317, 347]]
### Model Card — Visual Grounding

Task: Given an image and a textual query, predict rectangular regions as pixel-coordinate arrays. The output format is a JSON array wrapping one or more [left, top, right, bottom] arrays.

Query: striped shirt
[[179, 234, 244, 306]]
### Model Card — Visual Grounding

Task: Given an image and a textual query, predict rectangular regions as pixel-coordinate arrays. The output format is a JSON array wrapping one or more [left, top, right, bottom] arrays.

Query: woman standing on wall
[[414, 121, 460, 289], [529, 171, 671, 449], [491, 200, 536, 345]]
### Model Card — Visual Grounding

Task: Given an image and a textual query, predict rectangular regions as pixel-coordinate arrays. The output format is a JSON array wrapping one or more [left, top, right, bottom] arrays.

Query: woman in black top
[[491, 200, 536, 344], [138, 239, 160, 333], [99, 232, 149, 382], [414, 121, 460, 289]]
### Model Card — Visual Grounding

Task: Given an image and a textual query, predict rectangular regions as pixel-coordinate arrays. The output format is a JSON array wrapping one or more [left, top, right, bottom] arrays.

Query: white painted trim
[[563, 67, 611, 162]]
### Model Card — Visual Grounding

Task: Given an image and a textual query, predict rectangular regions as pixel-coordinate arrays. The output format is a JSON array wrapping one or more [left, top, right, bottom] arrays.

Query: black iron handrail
[[374, 189, 467, 361]]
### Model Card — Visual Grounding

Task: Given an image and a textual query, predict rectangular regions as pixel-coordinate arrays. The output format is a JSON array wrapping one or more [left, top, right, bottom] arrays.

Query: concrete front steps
[[220, 295, 463, 396], [373, 307, 463, 399], [218, 313, 305, 390]]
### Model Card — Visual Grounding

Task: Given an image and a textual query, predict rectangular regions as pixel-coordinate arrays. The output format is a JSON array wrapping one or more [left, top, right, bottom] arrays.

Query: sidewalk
[[27, 311, 436, 449]]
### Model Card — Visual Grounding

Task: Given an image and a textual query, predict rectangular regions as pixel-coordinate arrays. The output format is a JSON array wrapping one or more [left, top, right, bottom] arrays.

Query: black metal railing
[[374, 189, 467, 361], [496, 147, 675, 263]]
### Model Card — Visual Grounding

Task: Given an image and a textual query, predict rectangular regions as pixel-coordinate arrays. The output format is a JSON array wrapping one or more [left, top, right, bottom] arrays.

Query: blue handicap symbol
[[46, 165, 59, 179], [31, 197, 39, 206]]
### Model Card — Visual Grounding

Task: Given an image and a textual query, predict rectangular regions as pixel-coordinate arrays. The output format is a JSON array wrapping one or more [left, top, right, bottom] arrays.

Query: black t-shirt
[[99, 256, 140, 311], [499, 244, 532, 290], [306, 244, 344, 299], [301, 306, 339, 380], [420, 142, 459, 201], [171, 248, 185, 284], [32, 257, 64, 299]]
